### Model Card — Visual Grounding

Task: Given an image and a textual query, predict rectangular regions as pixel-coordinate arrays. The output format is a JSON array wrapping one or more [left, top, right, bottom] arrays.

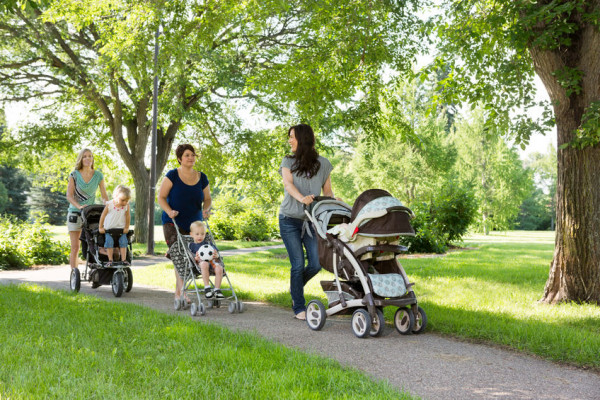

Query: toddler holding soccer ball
[[189, 220, 224, 299]]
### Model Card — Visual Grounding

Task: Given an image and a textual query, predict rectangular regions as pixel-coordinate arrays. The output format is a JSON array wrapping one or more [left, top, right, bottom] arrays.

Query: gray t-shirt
[[279, 155, 333, 220]]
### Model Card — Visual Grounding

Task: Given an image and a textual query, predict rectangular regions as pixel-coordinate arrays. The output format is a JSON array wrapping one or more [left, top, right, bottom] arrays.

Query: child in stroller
[[99, 185, 132, 267], [167, 219, 245, 316], [69, 204, 134, 298], [304, 189, 427, 338], [189, 221, 225, 299]]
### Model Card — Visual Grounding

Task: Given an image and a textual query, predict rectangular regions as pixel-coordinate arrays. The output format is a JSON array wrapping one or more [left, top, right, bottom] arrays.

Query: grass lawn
[[134, 230, 600, 370], [0, 284, 413, 400]]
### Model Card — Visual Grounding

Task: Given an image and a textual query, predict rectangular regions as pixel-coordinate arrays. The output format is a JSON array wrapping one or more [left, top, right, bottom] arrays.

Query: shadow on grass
[[401, 242, 554, 288], [414, 301, 600, 370]]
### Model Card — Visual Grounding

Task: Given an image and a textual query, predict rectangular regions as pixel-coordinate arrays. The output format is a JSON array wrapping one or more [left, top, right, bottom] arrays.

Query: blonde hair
[[74, 148, 94, 171], [190, 220, 206, 233], [113, 184, 132, 200]]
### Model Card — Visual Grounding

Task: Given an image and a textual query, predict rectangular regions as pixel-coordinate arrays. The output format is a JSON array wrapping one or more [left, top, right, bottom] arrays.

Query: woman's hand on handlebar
[[301, 195, 315, 205], [168, 209, 179, 219]]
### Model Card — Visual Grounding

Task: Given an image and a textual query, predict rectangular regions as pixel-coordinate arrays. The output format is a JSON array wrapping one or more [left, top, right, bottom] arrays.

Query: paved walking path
[[1, 248, 599, 400]]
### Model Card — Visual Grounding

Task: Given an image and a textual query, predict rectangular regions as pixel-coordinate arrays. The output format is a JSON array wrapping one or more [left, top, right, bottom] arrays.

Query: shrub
[[400, 201, 449, 254], [0, 214, 69, 270], [400, 182, 477, 254], [210, 193, 277, 241], [430, 181, 478, 243]]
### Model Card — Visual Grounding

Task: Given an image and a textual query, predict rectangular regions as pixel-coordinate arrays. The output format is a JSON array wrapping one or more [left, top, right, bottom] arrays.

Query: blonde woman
[[66, 148, 109, 270]]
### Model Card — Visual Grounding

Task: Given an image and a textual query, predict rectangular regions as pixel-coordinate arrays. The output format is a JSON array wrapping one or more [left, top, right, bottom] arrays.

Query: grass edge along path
[[134, 231, 600, 372], [0, 284, 415, 400]]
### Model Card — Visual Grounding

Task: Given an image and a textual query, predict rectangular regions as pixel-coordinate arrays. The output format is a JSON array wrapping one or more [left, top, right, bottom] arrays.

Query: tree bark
[[530, 15, 600, 303]]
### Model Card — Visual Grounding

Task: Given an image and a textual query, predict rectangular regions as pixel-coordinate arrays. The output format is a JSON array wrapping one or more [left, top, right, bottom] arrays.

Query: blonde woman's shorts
[[66, 211, 83, 231]]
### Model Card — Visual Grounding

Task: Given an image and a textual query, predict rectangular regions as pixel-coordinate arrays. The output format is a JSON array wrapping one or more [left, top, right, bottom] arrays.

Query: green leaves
[[568, 101, 600, 149]]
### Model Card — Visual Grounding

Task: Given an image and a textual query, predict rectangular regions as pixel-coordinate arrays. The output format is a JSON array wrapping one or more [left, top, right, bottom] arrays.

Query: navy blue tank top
[[161, 168, 209, 231]]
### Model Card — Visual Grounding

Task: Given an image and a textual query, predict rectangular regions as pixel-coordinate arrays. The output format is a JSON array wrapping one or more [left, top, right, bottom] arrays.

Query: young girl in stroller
[[304, 189, 427, 338], [69, 204, 134, 298]]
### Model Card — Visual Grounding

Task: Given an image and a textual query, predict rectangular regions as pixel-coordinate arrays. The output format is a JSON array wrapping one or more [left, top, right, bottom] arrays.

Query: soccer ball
[[197, 244, 215, 261]]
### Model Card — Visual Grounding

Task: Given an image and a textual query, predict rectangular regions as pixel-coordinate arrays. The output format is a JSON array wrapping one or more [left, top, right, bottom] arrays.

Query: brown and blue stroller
[[69, 204, 134, 297], [304, 189, 427, 338]]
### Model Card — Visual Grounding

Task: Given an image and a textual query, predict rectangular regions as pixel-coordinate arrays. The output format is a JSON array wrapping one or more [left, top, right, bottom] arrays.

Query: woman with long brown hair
[[279, 124, 335, 320]]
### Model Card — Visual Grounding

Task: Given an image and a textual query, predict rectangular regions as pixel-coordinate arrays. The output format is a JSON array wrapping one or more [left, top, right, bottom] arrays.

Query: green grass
[[134, 230, 600, 370], [0, 284, 413, 400]]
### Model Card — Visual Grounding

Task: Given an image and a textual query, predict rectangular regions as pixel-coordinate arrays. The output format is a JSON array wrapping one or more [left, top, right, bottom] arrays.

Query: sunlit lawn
[[135, 230, 600, 370], [0, 285, 411, 400]]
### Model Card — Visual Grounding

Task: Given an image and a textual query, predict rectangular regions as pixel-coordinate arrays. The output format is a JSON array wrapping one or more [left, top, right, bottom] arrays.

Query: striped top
[[67, 169, 104, 212]]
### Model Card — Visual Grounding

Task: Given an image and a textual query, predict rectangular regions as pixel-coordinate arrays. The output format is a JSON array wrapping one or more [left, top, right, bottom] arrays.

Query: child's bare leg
[[214, 264, 224, 288], [119, 247, 127, 262], [106, 248, 114, 262], [200, 261, 210, 287]]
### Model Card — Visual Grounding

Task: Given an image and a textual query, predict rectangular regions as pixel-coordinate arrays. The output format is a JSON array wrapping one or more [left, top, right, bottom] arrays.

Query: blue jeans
[[105, 232, 128, 248], [279, 214, 321, 314]]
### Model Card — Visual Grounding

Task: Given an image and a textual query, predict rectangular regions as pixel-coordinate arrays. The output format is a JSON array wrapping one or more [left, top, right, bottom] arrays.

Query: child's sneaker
[[204, 287, 214, 298], [214, 289, 225, 299]]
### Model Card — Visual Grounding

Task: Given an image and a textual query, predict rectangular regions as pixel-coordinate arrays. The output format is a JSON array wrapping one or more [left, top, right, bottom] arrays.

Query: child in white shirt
[[99, 185, 131, 266]]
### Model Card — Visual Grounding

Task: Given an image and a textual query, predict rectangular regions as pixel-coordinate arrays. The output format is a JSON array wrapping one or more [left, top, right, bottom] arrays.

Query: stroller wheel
[[207, 299, 214, 309], [228, 302, 237, 314], [237, 301, 245, 313], [306, 300, 327, 331], [70, 268, 81, 293], [174, 298, 182, 311], [124, 267, 133, 292], [369, 308, 385, 337], [111, 271, 124, 297], [394, 307, 415, 335], [190, 302, 198, 316], [412, 306, 427, 334], [351, 309, 372, 338], [199, 302, 206, 316]]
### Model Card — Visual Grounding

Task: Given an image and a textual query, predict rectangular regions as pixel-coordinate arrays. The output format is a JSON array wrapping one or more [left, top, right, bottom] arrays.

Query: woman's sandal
[[175, 294, 192, 304]]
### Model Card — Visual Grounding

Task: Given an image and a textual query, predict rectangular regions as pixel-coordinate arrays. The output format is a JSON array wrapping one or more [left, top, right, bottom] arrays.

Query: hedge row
[[0, 214, 69, 270]]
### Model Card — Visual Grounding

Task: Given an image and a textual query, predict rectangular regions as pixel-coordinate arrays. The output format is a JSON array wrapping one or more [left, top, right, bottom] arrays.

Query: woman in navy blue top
[[158, 143, 212, 303]]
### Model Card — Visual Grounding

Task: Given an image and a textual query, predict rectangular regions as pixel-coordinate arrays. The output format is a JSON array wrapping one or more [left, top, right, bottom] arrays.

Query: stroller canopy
[[308, 198, 352, 239], [349, 189, 414, 237]]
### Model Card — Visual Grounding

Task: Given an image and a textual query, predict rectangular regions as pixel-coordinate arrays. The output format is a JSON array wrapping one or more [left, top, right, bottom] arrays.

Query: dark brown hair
[[287, 124, 320, 178], [175, 144, 198, 165]]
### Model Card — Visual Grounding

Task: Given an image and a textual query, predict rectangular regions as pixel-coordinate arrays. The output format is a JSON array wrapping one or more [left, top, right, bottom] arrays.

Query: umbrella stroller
[[69, 204, 134, 297], [304, 189, 427, 338], [167, 220, 245, 317]]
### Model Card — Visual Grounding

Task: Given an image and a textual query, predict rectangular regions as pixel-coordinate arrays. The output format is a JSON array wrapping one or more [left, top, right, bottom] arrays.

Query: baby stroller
[[304, 189, 427, 338], [167, 220, 245, 317], [69, 204, 134, 297]]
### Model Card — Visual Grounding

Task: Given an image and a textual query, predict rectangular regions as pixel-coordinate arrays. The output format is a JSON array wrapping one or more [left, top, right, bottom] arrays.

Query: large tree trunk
[[544, 119, 600, 303], [530, 14, 600, 303], [111, 98, 177, 247]]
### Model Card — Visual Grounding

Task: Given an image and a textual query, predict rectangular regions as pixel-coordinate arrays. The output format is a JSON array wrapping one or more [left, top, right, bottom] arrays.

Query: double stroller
[[69, 205, 134, 297], [304, 189, 427, 338], [167, 220, 244, 317]]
